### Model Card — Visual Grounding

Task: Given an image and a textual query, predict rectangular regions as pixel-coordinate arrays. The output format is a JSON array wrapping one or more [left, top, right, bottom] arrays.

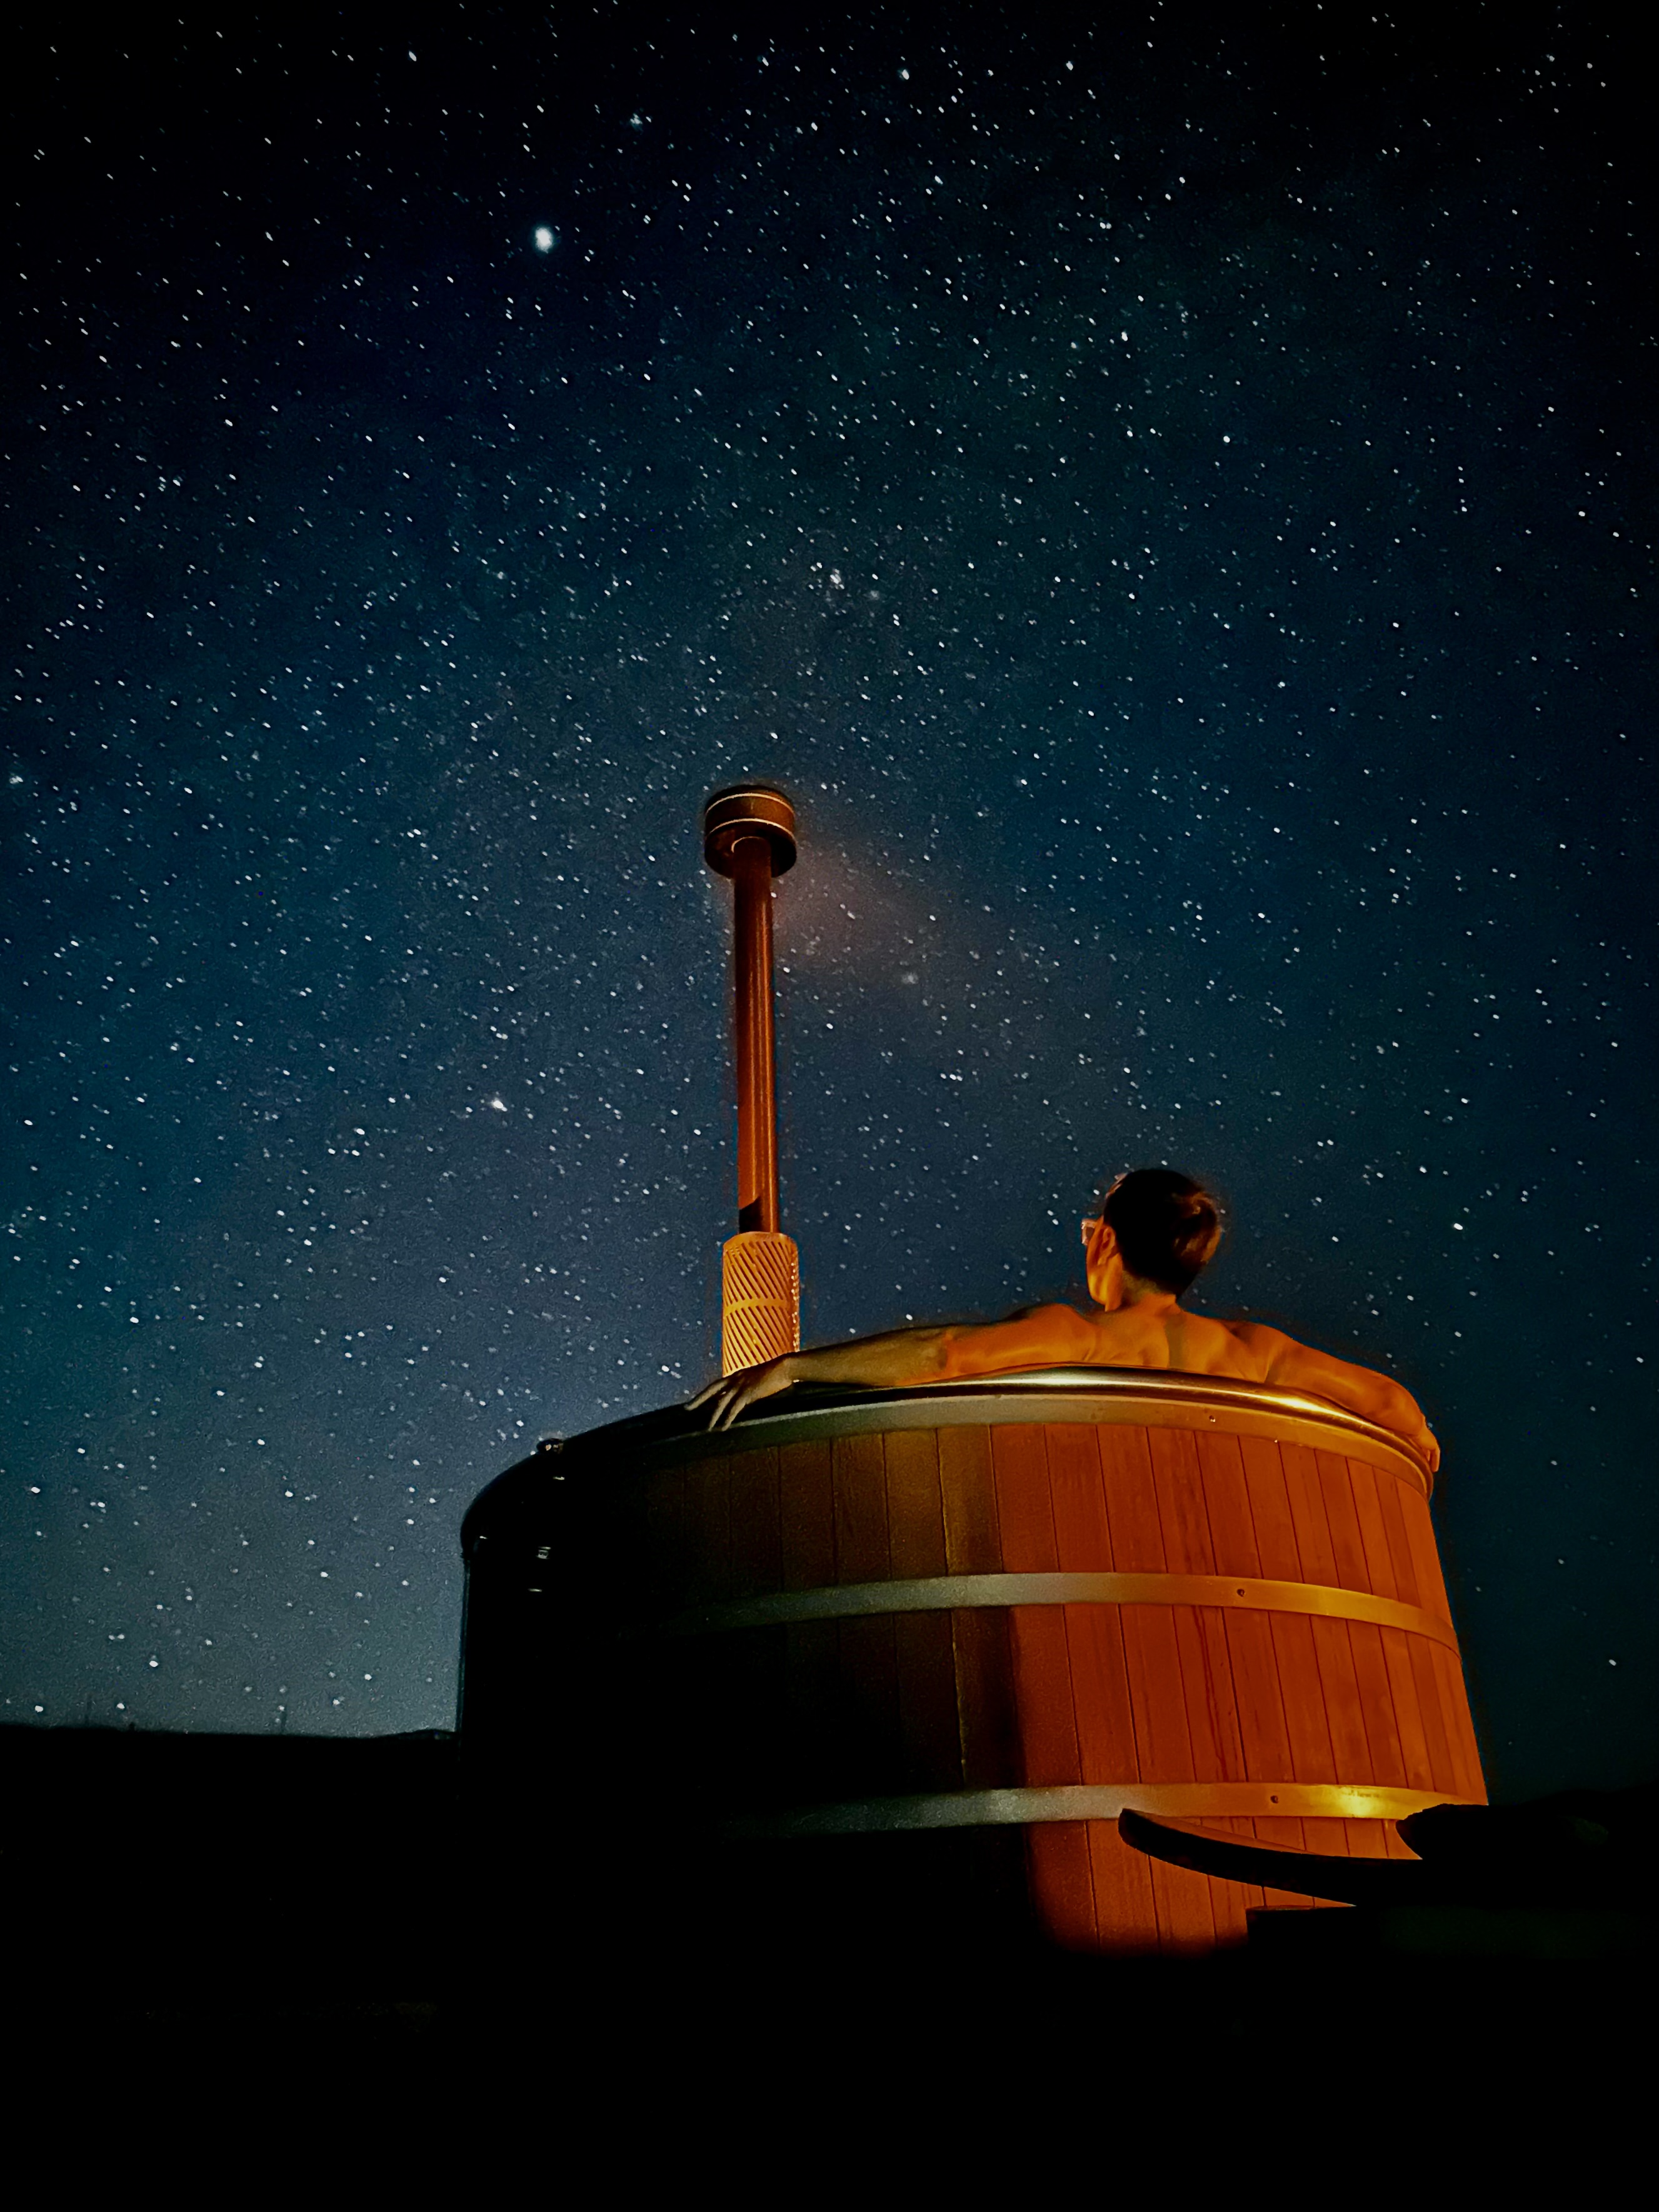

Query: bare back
[[931, 1299, 1437, 1469], [1071, 1301, 1279, 1379], [694, 1279, 1438, 1471]]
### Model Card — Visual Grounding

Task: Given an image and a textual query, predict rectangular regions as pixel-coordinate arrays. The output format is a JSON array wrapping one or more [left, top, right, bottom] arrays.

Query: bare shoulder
[[1233, 1321, 1386, 1398], [1001, 1301, 1098, 1352], [1222, 1318, 1293, 1364], [936, 1301, 1096, 1381], [1163, 1314, 1286, 1381]]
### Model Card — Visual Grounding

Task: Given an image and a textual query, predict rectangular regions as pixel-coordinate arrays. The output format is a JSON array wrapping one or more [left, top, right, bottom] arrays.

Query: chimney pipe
[[703, 784, 799, 1376]]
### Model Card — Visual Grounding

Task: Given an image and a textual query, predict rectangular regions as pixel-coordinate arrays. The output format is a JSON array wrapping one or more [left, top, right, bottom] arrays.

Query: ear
[[1088, 1217, 1118, 1264]]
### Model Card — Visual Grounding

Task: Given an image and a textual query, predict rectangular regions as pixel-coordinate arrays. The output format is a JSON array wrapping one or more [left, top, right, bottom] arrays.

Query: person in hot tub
[[691, 1166, 1438, 1470]]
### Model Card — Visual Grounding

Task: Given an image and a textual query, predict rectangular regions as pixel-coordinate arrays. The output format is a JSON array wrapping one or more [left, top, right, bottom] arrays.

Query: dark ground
[[5, 1722, 1650, 2134]]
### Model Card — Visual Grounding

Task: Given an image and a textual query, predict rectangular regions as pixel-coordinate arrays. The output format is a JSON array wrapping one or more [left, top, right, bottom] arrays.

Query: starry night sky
[[3, 8, 1651, 1798]]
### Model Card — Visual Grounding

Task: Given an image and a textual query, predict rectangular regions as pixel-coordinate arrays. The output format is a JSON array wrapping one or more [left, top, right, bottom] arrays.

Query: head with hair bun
[[1096, 1168, 1222, 1295]]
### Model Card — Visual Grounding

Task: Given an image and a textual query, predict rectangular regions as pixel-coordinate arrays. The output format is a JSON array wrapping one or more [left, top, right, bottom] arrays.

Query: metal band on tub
[[723, 1781, 1479, 1839], [652, 1569, 1460, 1654]]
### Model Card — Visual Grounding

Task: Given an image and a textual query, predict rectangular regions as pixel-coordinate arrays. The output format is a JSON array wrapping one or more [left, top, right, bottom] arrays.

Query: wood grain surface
[[636, 1409, 1483, 1953]]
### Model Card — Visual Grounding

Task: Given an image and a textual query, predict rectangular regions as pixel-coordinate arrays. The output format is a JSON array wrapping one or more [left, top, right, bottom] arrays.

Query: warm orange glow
[[721, 1230, 799, 1376]]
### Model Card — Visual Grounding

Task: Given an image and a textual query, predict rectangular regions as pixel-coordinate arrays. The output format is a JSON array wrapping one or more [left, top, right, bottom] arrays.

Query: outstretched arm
[[689, 1305, 1091, 1431], [1246, 1328, 1440, 1474]]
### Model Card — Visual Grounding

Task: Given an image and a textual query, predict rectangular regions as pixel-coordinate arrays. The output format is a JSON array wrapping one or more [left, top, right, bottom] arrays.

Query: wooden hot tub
[[460, 1369, 1485, 1955]]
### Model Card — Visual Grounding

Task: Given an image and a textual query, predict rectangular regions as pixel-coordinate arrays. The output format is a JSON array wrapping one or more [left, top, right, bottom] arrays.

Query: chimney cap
[[703, 783, 798, 878]]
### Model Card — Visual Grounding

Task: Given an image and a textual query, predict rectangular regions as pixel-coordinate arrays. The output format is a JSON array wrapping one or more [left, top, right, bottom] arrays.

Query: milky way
[[3, 12, 1651, 1796]]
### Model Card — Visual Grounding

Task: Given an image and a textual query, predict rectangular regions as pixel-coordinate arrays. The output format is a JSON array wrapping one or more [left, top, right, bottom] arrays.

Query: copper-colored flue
[[703, 784, 799, 1374]]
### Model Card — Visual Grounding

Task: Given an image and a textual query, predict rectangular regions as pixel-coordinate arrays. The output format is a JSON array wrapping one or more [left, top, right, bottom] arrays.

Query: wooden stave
[[459, 1383, 1480, 1955], [621, 1413, 1481, 1953], [584, 1368, 1436, 1494]]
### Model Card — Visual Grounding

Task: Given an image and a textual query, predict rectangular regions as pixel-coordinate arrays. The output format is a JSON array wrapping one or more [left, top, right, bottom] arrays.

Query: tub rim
[[464, 1367, 1434, 1558]]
